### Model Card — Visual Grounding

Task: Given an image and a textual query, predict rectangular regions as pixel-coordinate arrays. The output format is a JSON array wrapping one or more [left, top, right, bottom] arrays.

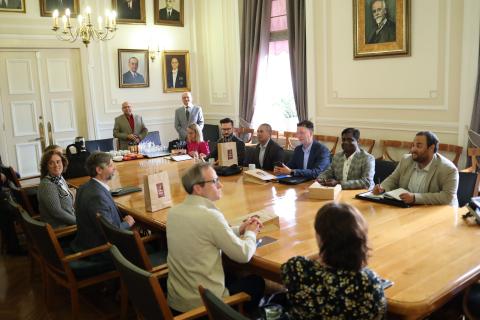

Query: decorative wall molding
[[15, 142, 40, 177], [51, 98, 77, 133], [11, 101, 38, 137], [6, 59, 34, 94], [46, 58, 72, 93]]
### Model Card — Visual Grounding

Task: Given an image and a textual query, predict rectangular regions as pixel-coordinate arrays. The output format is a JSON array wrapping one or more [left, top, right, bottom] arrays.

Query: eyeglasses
[[221, 127, 233, 131], [197, 177, 220, 186]]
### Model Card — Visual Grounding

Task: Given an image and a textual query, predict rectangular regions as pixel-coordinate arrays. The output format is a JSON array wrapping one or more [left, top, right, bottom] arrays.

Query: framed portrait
[[353, 0, 410, 59], [40, 0, 79, 17], [112, 0, 146, 24], [162, 50, 190, 93], [154, 0, 184, 27], [0, 0, 25, 13], [118, 49, 149, 88]]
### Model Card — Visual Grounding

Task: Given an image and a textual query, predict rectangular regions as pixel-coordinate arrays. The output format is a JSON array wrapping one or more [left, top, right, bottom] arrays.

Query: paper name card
[[243, 169, 277, 184], [229, 208, 280, 234], [308, 182, 342, 200], [171, 154, 192, 161]]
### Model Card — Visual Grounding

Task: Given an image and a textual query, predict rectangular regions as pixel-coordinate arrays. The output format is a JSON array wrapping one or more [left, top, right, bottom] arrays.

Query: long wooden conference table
[[68, 158, 480, 319]]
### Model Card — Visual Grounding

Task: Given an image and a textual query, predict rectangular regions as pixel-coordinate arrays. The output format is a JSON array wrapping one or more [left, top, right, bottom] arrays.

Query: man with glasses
[[208, 117, 246, 165], [167, 163, 265, 313]]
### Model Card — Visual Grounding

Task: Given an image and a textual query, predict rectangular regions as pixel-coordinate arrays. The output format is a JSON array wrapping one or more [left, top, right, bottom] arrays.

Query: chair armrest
[[462, 167, 475, 173], [151, 263, 168, 273], [223, 292, 251, 306], [62, 243, 111, 262], [151, 267, 169, 279], [141, 233, 161, 243], [54, 225, 77, 238], [174, 305, 207, 320]]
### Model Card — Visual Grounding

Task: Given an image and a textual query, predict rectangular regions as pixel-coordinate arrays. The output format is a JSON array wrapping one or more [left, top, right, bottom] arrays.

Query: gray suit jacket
[[113, 114, 148, 150], [380, 154, 459, 206], [37, 176, 76, 228], [318, 149, 375, 190], [174, 105, 204, 140]]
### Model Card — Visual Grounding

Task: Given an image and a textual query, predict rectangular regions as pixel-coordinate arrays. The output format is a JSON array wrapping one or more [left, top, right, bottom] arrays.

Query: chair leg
[[120, 280, 128, 320], [70, 287, 79, 320], [44, 271, 53, 308]]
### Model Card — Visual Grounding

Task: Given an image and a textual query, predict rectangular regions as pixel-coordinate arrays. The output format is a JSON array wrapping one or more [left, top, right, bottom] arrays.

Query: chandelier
[[51, 7, 117, 47]]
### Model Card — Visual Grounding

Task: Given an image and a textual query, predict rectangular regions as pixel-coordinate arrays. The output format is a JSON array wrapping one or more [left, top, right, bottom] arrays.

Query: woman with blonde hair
[[186, 123, 210, 159]]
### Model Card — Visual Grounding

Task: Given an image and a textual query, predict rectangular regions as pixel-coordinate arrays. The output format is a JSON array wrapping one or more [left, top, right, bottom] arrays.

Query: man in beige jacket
[[113, 101, 148, 150]]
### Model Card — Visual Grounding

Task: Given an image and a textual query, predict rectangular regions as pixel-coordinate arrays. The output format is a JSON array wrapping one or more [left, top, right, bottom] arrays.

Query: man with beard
[[72, 152, 135, 255], [373, 131, 459, 206], [367, 0, 396, 44]]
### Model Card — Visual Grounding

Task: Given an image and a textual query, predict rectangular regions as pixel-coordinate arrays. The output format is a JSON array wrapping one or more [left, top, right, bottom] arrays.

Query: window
[[251, 0, 298, 132]]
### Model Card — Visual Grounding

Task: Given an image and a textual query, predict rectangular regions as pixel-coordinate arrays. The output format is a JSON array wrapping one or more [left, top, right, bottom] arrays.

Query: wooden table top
[[68, 158, 480, 319]]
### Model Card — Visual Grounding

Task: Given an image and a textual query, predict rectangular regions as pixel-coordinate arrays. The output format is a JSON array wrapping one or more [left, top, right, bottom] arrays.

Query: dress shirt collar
[[302, 141, 313, 153], [259, 139, 270, 149], [93, 178, 110, 191], [414, 154, 435, 172], [376, 18, 387, 32], [344, 149, 359, 160]]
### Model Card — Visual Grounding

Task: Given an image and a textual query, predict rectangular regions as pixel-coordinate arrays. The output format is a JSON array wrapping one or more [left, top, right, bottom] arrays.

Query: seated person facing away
[[281, 202, 386, 320], [37, 150, 76, 228], [113, 101, 148, 150], [208, 117, 246, 166], [244, 123, 284, 171], [317, 128, 374, 189], [167, 163, 264, 313], [274, 120, 330, 180], [71, 152, 135, 254], [186, 123, 210, 160], [373, 131, 459, 206]]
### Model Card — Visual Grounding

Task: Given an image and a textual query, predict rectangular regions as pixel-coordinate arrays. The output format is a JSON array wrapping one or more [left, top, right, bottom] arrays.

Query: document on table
[[359, 188, 409, 201], [170, 154, 192, 161]]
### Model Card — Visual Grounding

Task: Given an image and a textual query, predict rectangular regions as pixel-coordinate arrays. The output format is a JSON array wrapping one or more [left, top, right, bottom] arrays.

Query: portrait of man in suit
[[163, 50, 190, 92], [0, 0, 23, 11], [118, 49, 149, 88], [41, 0, 78, 16], [155, 0, 183, 26], [167, 57, 186, 88], [123, 57, 145, 84], [366, 0, 396, 44], [159, 0, 179, 20], [115, 0, 145, 23]]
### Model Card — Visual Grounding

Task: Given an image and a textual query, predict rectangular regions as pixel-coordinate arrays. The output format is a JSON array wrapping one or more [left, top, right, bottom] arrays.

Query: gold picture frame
[[162, 50, 190, 93], [118, 49, 150, 88], [40, 0, 79, 17], [353, 0, 410, 59], [154, 0, 184, 27], [0, 0, 25, 13], [112, 0, 146, 25]]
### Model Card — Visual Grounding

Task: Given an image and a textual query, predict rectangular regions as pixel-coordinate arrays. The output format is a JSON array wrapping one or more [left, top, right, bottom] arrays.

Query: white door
[[0, 49, 87, 177]]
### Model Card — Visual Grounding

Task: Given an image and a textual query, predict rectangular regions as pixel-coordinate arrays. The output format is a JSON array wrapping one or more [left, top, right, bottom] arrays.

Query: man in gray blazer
[[174, 92, 204, 140], [373, 131, 459, 206], [318, 128, 374, 189], [113, 101, 148, 150]]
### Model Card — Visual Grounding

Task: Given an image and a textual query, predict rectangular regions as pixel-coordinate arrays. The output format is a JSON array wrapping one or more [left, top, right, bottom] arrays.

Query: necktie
[[1, 0, 6, 8], [185, 108, 190, 122]]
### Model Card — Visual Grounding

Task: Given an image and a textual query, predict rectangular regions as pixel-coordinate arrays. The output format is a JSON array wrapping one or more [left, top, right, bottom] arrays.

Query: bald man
[[113, 101, 148, 150]]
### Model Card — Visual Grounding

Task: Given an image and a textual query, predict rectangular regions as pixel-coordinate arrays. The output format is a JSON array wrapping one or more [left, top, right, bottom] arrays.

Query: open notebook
[[356, 188, 410, 208]]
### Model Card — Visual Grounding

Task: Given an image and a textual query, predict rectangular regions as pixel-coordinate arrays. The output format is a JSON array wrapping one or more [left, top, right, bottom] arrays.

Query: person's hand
[[399, 192, 415, 204], [372, 184, 384, 195], [124, 215, 135, 227], [239, 216, 263, 235], [199, 153, 206, 159], [273, 164, 292, 175], [127, 134, 136, 141], [0, 173, 6, 183], [323, 179, 338, 187]]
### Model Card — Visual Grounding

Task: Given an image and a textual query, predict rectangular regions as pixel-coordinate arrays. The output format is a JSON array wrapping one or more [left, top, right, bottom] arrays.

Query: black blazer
[[71, 179, 129, 252], [286, 140, 330, 179], [245, 139, 284, 171]]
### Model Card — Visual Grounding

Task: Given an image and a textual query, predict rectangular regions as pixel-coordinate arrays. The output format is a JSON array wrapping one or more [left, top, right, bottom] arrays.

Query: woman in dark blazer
[[37, 150, 76, 228]]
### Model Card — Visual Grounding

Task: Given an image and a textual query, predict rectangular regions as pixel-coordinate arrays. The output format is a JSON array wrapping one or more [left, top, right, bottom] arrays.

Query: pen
[[256, 238, 263, 246]]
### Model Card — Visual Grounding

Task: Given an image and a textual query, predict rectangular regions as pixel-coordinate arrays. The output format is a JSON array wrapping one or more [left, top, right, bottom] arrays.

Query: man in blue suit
[[71, 152, 135, 254], [122, 57, 145, 84], [274, 120, 330, 180]]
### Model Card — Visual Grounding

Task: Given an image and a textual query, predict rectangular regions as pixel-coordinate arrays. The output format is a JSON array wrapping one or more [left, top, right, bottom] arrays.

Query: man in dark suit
[[208, 118, 246, 166], [245, 123, 283, 171], [46, 0, 74, 11], [1, 0, 22, 9], [116, 0, 141, 20], [159, 0, 180, 20], [123, 57, 145, 84], [71, 152, 135, 254], [367, 0, 396, 44], [167, 57, 186, 88], [274, 120, 330, 180]]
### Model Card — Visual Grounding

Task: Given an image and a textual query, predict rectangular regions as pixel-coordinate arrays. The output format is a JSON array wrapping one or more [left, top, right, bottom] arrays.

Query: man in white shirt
[[373, 131, 459, 206], [159, 0, 180, 20], [167, 163, 264, 313], [174, 92, 204, 140], [167, 57, 186, 88]]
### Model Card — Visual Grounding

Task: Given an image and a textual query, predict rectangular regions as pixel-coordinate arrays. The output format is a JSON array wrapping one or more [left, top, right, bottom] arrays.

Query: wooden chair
[[379, 140, 412, 161], [110, 245, 250, 320], [465, 148, 480, 173], [457, 172, 480, 207], [271, 130, 279, 141], [199, 285, 249, 320], [283, 131, 297, 150], [234, 128, 254, 143], [97, 215, 167, 272], [463, 282, 480, 320], [313, 134, 339, 155], [438, 143, 463, 167], [359, 138, 376, 154], [20, 210, 124, 320]]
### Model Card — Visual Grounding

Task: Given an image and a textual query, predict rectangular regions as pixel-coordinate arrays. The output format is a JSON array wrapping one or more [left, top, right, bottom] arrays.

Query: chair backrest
[[457, 172, 480, 207], [313, 135, 339, 155], [359, 138, 376, 154], [380, 140, 412, 161], [19, 208, 65, 274], [203, 124, 220, 143], [271, 130, 279, 141], [234, 128, 254, 143], [199, 286, 249, 320], [9, 184, 37, 217], [85, 138, 115, 152], [283, 131, 297, 150], [467, 148, 480, 172], [374, 159, 398, 184], [143, 131, 162, 146], [438, 143, 463, 167], [283, 149, 294, 164], [97, 215, 153, 271], [110, 245, 172, 320]]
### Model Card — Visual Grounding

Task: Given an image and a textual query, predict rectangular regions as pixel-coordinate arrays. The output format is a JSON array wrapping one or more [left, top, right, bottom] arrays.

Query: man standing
[[159, 0, 180, 20], [208, 118, 246, 166], [317, 128, 375, 189], [373, 131, 459, 206], [113, 101, 148, 150], [167, 163, 264, 312], [174, 92, 203, 140], [71, 152, 135, 253], [274, 120, 330, 180], [122, 57, 145, 84], [367, 0, 396, 44], [167, 57, 186, 88], [244, 123, 284, 171]]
